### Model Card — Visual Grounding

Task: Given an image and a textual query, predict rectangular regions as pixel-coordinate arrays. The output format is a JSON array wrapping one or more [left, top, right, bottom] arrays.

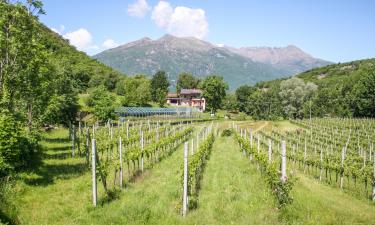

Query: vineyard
[[3, 118, 375, 224]]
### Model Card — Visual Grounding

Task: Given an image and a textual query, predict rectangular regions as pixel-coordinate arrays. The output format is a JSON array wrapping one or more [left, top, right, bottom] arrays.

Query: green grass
[[4, 122, 375, 225], [187, 135, 279, 224]]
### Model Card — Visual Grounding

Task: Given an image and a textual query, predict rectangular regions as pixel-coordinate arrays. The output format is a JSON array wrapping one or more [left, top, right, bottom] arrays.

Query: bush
[[221, 129, 233, 137], [0, 112, 39, 177]]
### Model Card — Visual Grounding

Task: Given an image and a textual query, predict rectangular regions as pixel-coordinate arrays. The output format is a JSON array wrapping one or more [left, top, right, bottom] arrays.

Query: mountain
[[226, 45, 332, 74], [93, 35, 330, 90]]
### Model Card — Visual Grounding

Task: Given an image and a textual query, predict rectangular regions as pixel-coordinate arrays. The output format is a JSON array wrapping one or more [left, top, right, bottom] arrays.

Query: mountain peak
[[93, 35, 332, 89]]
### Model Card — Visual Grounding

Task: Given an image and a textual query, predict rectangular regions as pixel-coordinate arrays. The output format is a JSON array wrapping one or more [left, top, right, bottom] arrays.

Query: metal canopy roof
[[114, 107, 199, 117]]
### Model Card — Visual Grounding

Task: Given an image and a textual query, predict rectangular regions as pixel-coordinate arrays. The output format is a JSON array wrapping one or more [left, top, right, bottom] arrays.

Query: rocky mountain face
[[93, 35, 331, 90], [227, 45, 331, 74]]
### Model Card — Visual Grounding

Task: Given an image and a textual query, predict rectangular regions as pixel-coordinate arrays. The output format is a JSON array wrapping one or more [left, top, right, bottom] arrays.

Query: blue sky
[[40, 0, 375, 62]]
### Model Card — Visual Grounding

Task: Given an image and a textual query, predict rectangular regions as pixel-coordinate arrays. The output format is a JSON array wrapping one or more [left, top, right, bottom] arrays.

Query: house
[[166, 89, 206, 112]]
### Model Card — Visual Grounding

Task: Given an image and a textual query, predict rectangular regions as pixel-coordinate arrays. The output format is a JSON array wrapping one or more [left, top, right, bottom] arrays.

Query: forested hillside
[[234, 58, 375, 119]]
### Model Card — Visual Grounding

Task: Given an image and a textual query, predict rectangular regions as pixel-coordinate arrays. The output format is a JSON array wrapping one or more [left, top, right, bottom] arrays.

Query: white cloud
[[63, 28, 94, 50], [102, 39, 119, 49], [151, 1, 173, 28], [127, 0, 151, 18], [216, 43, 225, 47], [151, 1, 209, 39]]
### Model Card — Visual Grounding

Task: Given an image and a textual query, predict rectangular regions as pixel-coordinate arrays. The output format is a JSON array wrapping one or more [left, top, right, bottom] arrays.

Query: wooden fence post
[[340, 147, 346, 189], [182, 142, 189, 217], [86, 128, 90, 165], [141, 131, 144, 172], [268, 138, 272, 163], [191, 139, 194, 155], [281, 140, 287, 183], [92, 139, 97, 207], [72, 124, 75, 157], [372, 154, 375, 201], [119, 137, 123, 189]]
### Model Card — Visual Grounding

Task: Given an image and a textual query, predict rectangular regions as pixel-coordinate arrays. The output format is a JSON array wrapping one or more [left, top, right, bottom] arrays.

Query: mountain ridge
[[93, 35, 331, 89]]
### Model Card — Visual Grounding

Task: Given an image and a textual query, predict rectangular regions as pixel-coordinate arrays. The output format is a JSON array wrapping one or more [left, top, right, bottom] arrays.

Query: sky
[[39, 0, 375, 62]]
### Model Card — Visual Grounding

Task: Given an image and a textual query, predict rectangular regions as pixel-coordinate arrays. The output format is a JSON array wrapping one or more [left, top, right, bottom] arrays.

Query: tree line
[[231, 59, 375, 120]]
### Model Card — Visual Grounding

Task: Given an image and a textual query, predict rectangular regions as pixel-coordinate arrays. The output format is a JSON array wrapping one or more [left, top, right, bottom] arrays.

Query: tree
[[235, 85, 256, 112], [350, 69, 375, 117], [87, 86, 117, 121], [176, 72, 200, 93], [151, 71, 169, 102], [223, 93, 237, 111], [0, 111, 36, 177], [279, 77, 317, 119], [116, 75, 151, 106], [200, 75, 228, 112]]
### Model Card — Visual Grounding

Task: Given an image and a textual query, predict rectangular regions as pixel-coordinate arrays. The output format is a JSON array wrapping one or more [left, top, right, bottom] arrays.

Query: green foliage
[[176, 72, 200, 93], [151, 71, 169, 102], [221, 129, 232, 137], [235, 85, 255, 112], [184, 132, 215, 209], [234, 130, 294, 208], [222, 92, 237, 111], [349, 69, 375, 117], [87, 86, 117, 122], [200, 75, 229, 112], [0, 112, 39, 177], [115, 75, 151, 106], [279, 77, 317, 119], [240, 58, 375, 119], [155, 88, 167, 107]]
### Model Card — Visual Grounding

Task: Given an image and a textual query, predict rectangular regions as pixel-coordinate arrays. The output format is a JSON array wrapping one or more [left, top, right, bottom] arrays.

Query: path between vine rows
[[72, 128, 280, 225]]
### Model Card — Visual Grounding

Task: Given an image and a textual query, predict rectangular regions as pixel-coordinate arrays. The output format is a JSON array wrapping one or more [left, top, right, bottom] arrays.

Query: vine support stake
[[141, 131, 144, 172], [373, 154, 375, 201], [281, 140, 287, 183], [92, 139, 97, 207], [72, 124, 75, 157], [268, 138, 272, 163], [191, 138, 194, 155], [119, 137, 123, 189], [182, 142, 189, 217]]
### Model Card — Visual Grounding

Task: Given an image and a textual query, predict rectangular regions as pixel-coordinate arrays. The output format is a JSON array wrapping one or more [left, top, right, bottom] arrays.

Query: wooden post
[[119, 137, 123, 189], [72, 124, 75, 157], [281, 140, 287, 182], [86, 128, 90, 165], [250, 129, 253, 148], [92, 139, 97, 207], [320, 148, 323, 181], [182, 142, 189, 217], [340, 147, 346, 189], [126, 121, 129, 139], [304, 138, 307, 173], [372, 154, 375, 201], [191, 139, 194, 155], [257, 135, 260, 153], [141, 131, 144, 172], [268, 138, 272, 163]]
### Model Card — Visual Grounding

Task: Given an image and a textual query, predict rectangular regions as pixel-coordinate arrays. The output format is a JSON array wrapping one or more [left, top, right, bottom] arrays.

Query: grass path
[[187, 135, 279, 224], [281, 173, 375, 224]]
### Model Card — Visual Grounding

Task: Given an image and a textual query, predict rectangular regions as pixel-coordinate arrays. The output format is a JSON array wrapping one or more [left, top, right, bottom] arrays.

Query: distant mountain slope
[[226, 45, 332, 74], [256, 58, 375, 88], [93, 35, 331, 90]]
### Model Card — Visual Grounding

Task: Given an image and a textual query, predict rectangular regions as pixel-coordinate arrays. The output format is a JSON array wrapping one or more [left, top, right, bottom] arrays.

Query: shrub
[[0, 112, 39, 177], [221, 129, 233, 137]]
